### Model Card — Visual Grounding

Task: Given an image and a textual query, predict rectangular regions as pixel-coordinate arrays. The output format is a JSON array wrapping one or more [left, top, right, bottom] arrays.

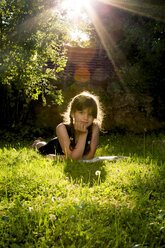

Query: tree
[[0, 0, 67, 127], [91, 1, 165, 122]]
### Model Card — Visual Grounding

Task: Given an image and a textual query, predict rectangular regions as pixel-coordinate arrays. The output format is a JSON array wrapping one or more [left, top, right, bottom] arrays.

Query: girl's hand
[[74, 121, 88, 133]]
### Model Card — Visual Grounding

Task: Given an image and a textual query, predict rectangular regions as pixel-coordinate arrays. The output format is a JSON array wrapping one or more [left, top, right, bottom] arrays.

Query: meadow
[[0, 132, 165, 248]]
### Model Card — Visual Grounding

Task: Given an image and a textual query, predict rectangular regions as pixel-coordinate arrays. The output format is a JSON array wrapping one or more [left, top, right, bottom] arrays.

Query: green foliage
[[94, 4, 165, 121], [120, 16, 165, 120], [0, 1, 66, 98], [0, 133, 165, 247], [1, 0, 164, 130], [0, 0, 68, 127]]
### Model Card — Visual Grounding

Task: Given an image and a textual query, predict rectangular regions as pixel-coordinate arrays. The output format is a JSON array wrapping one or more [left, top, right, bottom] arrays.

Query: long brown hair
[[62, 91, 104, 154], [62, 91, 104, 128]]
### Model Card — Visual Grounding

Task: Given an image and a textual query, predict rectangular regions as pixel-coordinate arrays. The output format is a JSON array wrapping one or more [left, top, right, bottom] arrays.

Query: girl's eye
[[87, 113, 92, 117]]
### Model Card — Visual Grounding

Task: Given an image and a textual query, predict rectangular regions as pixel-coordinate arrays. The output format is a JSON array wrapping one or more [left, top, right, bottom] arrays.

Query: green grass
[[0, 132, 165, 248]]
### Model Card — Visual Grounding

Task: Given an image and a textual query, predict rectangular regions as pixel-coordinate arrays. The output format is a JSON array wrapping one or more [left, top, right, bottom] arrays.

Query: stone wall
[[34, 82, 165, 133], [102, 90, 165, 132]]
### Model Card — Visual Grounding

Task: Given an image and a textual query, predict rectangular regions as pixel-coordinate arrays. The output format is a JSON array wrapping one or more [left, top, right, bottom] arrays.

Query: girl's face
[[71, 108, 94, 128]]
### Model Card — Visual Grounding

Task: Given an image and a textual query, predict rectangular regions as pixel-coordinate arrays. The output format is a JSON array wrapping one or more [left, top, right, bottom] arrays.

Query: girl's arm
[[82, 123, 99, 159], [56, 123, 88, 160]]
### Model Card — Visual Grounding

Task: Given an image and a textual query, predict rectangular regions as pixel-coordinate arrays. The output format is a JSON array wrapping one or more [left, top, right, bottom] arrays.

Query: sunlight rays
[[74, 0, 164, 83], [8, 0, 164, 85], [10, 7, 59, 41], [98, 0, 165, 22], [85, 1, 125, 82]]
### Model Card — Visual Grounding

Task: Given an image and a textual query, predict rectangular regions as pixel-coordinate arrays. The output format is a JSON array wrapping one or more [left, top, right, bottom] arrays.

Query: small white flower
[[95, 170, 101, 176], [51, 196, 56, 202], [29, 207, 33, 212], [50, 214, 56, 221], [88, 141, 91, 144], [70, 215, 75, 218]]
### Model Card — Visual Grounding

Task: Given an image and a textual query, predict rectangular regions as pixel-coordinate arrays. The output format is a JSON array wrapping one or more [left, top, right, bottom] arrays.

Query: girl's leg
[[30, 137, 61, 156], [38, 137, 61, 155]]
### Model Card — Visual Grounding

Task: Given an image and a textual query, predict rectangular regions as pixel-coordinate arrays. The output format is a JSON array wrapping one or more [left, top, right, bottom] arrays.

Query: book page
[[81, 156, 127, 163]]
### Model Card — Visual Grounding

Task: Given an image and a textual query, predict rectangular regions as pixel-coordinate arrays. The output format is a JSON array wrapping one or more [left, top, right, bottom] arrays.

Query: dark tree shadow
[[64, 160, 107, 186]]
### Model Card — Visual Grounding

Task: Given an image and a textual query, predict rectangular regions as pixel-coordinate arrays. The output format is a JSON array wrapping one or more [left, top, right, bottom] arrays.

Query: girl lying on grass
[[30, 91, 104, 160]]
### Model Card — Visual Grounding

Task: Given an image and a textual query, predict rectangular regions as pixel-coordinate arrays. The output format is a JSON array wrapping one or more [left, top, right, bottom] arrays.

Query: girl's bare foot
[[29, 137, 46, 149]]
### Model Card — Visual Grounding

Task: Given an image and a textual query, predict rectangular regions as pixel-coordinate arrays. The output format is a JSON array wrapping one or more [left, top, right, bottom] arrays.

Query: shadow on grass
[[64, 160, 107, 186]]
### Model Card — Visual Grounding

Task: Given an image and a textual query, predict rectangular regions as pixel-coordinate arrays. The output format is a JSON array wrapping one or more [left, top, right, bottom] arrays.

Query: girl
[[30, 91, 104, 160]]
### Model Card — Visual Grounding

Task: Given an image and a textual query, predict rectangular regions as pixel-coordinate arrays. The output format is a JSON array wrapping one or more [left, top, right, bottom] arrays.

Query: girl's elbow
[[64, 151, 80, 161], [83, 150, 95, 159], [70, 154, 82, 161], [83, 154, 94, 159]]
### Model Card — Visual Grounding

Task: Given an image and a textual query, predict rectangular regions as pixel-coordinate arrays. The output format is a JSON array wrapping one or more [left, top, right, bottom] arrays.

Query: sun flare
[[60, 0, 91, 45], [66, 29, 90, 46], [70, 29, 90, 42], [61, 0, 89, 18]]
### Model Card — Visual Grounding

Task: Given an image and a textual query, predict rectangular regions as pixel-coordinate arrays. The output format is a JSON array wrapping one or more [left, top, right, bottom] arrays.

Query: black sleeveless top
[[39, 124, 92, 156]]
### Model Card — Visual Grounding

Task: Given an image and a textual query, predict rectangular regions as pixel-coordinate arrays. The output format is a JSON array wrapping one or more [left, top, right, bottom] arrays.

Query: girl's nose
[[83, 113, 88, 120]]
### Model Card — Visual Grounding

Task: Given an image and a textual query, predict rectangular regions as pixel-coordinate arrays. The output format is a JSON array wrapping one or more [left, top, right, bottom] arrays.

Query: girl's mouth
[[81, 121, 88, 125]]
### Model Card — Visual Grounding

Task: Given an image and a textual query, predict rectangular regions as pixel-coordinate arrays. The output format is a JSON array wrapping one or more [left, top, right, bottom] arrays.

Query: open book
[[81, 156, 127, 163]]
